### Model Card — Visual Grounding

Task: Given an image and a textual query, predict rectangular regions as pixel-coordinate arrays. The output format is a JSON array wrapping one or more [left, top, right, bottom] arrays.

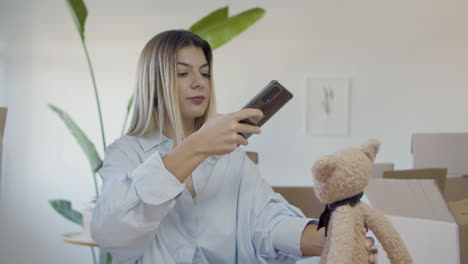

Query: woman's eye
[[202, 73, 211, 79], [177, 72, 188, 77]]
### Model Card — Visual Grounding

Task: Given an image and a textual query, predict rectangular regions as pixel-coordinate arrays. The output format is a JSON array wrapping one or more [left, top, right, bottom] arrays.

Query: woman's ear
[[361, 139, 381, 162], [312, 156, 337, 182]]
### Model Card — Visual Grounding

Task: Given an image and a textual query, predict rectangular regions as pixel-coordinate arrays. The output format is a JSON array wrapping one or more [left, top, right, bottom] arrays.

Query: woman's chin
[[190, 106, 208, 117], [182, 110, 207, 121]]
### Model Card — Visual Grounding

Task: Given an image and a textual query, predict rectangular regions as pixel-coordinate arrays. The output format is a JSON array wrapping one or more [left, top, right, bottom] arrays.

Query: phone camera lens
[[262, 86, 280, 103]]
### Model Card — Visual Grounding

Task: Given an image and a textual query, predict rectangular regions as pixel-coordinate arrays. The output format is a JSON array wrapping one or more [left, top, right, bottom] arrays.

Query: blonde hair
[[127, 30, 216, 145]]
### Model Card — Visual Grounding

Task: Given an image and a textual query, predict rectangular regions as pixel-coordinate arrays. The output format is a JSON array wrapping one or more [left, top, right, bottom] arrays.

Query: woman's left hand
[[363, 227, 375, 264]]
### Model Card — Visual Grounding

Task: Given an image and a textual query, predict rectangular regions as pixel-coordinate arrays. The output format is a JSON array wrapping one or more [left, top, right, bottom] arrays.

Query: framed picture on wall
[[306, 78, 350, 136]]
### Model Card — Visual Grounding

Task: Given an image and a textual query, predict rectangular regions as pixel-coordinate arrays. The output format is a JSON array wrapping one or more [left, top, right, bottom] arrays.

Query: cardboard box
[[366, 179, 459, 264], [0, 107, 7, 186], [444, 177, 468, 202], [444, 177, 468, 264], [372, 163, 394, 179], [272, 186, 323, 219], [382, 168, 447, 192], [274, 181, 461, 263], [245, 151, 259, 165], [409, 133, 468, 263], [412, 133, 468, 177]]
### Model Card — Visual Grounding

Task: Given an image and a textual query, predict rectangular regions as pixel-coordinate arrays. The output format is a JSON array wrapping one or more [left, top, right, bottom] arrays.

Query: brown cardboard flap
[[245, 151, 258, 164], [459, 224, 468, 264], [366, 179, 454, 222], [444, 177, 468, 264], [448, 199, 468, 225], [444, 178, 468, 202], [0, 107, 6, 140], [382, 168, 447, 192], [272, 186, 323, 218]]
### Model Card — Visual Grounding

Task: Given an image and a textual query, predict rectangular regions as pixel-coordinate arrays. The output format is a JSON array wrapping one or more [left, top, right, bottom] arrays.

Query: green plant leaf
[[99, 250, 112, 264], [66, 0, 88, 40], [126, 95, 134, 112], [189, 7, 265, 50], [189, 7, 228, 33], [49, 199, 83, 226], [121, 95, 134, 136], [48, 104, 103, 172]]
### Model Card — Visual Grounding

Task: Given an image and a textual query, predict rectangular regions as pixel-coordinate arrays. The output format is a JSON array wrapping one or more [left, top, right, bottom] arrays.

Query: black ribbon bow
[[317, 192, 364, 237]]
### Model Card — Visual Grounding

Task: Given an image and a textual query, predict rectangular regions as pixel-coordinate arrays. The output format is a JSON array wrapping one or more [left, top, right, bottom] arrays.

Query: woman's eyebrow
[[177, 61, 192, 67], [177, 61, 209, 70]]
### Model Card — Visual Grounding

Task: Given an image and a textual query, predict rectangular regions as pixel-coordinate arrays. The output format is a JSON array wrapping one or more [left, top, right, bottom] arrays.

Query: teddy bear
[[312, 139, 413, 264]]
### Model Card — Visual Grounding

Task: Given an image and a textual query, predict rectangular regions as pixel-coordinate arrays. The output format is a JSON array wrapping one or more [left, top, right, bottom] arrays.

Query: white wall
[[1, 0, 468, 263], [0, 3, 8, 107], [0, 57, 6, 106]]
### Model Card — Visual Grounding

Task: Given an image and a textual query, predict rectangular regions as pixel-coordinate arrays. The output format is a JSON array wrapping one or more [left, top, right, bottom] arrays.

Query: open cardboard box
[[0, 107, 7, 187], [274, 179, 460, 263], [412, 133, 468, 177], [366, 179, 459, 264], [382, 168, 447, 192], [412, 132, 468, 263], [444, 177, 468, 264], [272, 186, 323, 219], [372, 163, 394, 179]]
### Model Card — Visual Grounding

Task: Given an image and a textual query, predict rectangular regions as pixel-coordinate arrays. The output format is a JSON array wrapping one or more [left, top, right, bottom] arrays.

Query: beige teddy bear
[[312, 139, 413, 264]]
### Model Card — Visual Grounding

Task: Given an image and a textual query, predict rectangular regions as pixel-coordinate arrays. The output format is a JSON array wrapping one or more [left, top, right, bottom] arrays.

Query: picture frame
[[306, 78, 350, 136]]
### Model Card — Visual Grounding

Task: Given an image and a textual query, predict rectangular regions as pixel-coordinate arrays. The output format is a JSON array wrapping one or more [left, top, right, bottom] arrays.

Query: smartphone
[[239, 80, 293, 139]]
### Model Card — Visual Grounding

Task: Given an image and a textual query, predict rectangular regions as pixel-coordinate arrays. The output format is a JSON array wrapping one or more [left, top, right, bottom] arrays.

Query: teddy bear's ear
[[361, 139, 381, 162], [312, 156, 337, 182]]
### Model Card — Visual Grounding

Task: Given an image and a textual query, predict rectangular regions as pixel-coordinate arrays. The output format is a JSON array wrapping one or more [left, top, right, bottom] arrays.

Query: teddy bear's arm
[[326, 206, 355, 264], [360, 203, 413, 264]]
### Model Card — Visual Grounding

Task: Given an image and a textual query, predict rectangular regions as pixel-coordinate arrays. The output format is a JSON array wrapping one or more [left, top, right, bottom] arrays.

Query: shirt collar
[[136, 131, 173, 152], [136, 130, 222, 162]]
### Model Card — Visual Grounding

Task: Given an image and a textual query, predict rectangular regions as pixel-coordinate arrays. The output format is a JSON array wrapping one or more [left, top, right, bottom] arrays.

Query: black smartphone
[[239, 80, 293, 139]]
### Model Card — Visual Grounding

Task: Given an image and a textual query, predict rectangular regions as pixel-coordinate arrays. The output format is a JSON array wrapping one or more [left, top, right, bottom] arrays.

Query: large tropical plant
[[48, 1, 265, 264]]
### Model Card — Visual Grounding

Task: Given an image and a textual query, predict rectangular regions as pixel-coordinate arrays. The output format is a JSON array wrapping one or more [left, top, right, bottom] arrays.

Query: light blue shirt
[[91, 131, 318, 264]]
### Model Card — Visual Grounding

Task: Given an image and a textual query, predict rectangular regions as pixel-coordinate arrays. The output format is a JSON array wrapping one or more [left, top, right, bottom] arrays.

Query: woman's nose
[[191, 74, 205, 89]]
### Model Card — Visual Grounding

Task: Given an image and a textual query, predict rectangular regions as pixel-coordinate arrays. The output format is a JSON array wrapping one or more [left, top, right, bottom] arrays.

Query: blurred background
[[1, 0, 468, 263]]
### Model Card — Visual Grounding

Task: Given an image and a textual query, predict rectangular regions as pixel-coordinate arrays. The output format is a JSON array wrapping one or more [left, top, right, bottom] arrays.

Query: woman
[[91, 29, 375, 264]]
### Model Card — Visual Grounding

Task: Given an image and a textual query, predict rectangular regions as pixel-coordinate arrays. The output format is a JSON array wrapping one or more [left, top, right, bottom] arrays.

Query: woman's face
[[175, 46, 211, 124]]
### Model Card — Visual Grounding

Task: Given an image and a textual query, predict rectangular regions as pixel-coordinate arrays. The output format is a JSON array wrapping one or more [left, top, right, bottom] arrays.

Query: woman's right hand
[[193, 108, 263, 156]]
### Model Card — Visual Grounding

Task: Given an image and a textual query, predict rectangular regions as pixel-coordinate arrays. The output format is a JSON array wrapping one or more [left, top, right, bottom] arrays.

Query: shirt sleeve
[[238, 150, 318, 262], [91, 142, 185, 263]]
